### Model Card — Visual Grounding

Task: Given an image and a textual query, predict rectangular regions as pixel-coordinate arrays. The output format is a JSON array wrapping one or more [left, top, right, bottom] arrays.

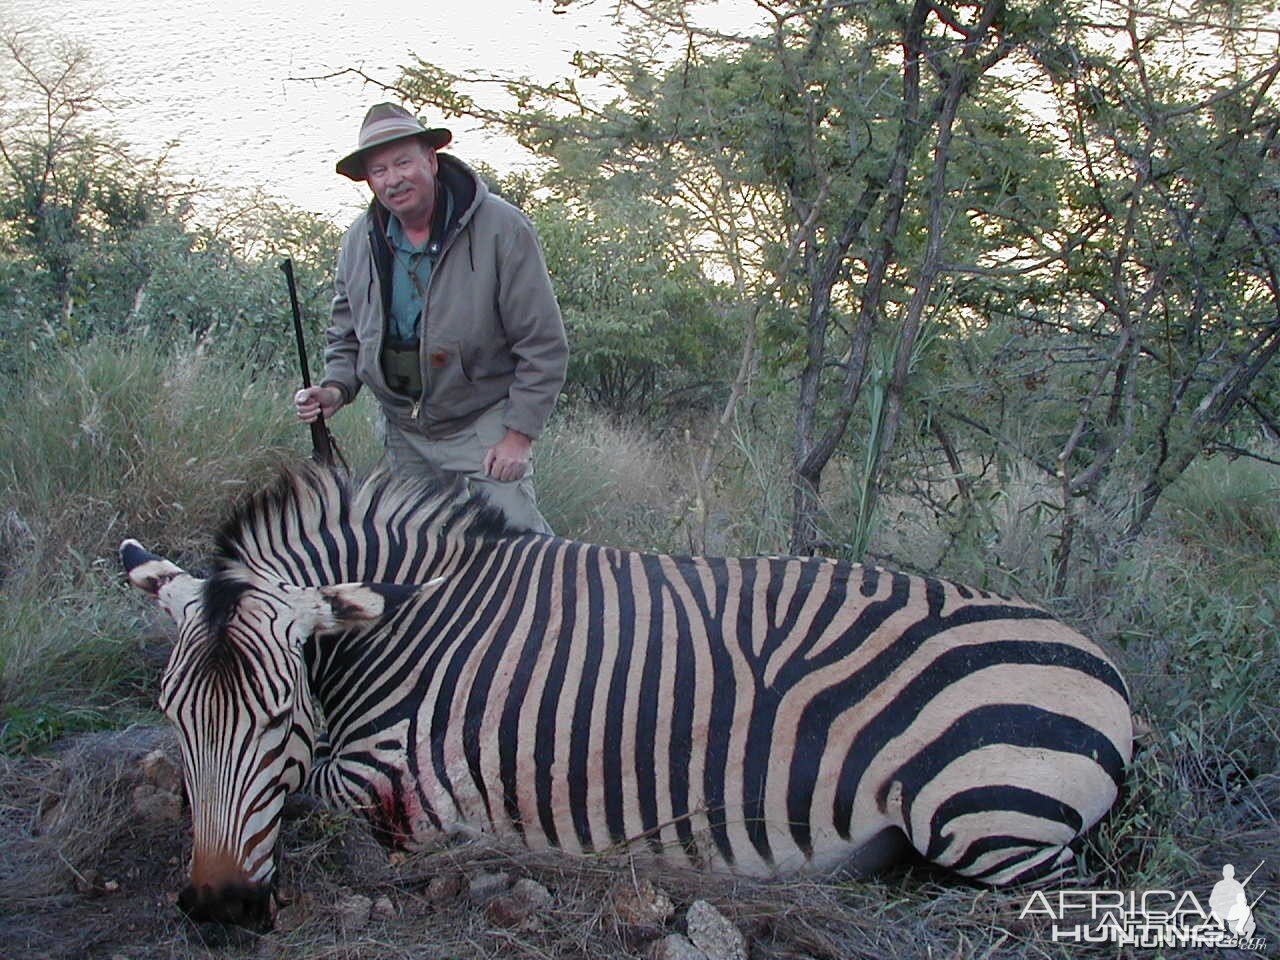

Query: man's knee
[[470, 476, 552, 535]]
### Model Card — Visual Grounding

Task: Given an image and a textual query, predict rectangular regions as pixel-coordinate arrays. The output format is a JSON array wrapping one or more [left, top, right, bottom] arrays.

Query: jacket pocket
[[424, 340, 475, 409]]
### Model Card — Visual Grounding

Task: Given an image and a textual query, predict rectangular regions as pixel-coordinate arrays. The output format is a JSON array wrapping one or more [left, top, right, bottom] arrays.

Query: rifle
[[281, 258, 340, 467]]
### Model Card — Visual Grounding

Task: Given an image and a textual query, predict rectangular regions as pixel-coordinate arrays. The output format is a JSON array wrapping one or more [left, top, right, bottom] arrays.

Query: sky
[[0, 0, 764, 224]]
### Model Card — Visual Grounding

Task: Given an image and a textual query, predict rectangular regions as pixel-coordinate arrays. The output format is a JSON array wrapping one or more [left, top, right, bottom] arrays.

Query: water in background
[[0, 0, 655, 223]]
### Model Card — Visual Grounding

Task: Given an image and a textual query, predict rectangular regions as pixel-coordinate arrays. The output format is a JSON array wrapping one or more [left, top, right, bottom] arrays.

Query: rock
[[132, 783, 182, 822], [611, 878, 675, 931], [648, 933, 709, 960], [372, 895, 396, 919], [686, 900, 747, 960], [425, 873, 463, 902], [510, 877, 553, 909], [483, 876, 549, 930], [73, 867, 103, 896], [467, 870, 510, 903], [335, 891, 373, 928], [274, 893, 314, 933], [139, 748, 183, 794], [486, 893, 533, 929]]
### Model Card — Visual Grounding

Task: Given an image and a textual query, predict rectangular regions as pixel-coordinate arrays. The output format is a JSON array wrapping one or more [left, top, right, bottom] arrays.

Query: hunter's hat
[[336, 103, 452, 181]]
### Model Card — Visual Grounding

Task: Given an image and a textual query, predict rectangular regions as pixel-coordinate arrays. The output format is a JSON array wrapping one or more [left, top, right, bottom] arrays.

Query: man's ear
[[312, 577, 445, 636], [120, 539, 204, 622]]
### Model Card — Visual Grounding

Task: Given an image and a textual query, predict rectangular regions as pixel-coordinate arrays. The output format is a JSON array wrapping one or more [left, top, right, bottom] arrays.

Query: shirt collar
[[386, 213, 427, 255]]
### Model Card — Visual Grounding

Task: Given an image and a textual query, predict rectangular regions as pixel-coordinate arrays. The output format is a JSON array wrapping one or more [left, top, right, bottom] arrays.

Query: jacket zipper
[[414, 207, 470, 426], [367, 225, 421, 423], [369, 178, 475, 428]]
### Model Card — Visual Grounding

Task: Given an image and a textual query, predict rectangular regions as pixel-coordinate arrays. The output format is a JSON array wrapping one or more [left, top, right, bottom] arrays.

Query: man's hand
[[483, 429, 532, 482], [294, 385, 344, 423]]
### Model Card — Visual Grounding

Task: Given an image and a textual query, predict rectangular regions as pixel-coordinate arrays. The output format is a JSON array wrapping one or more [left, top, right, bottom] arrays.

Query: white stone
[[647, 933, 709, 960], [686, 900, 746, 960]]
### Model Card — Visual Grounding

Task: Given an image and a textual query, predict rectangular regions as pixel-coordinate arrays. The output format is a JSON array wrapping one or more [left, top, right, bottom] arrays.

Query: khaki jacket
[[321, 155, 567, 440]]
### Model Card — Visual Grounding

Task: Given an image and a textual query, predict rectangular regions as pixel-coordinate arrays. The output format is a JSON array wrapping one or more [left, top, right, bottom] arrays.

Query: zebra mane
[[209, 464, 516, 589]]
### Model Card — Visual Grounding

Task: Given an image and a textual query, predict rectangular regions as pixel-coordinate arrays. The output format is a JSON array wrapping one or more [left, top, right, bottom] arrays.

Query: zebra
[[121, 465, 1132, 928]]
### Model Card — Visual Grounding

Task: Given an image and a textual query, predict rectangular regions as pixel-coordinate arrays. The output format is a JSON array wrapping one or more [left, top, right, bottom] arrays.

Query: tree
[[0, 28, 175, 337], [0, 26, 341, 384], [530, 191, 731, 419], [378, 0, 1072, 553], [935, 0, 1280, 586], [330, 0, 1278, 573]]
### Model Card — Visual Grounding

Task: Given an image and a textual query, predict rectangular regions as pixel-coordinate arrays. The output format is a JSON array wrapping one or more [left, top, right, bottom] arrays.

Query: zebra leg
[[833, 826, 914, 877]]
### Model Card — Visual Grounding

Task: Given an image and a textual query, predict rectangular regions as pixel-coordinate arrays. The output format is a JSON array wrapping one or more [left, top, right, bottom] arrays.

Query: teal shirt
[[386, 187, 453, 344]]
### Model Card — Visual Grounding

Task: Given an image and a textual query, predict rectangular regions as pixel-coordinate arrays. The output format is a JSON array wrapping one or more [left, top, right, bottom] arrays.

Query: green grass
[[0, 567, 155, 754], [0, 341, 313, 566], [0, 338, 1275, 908]]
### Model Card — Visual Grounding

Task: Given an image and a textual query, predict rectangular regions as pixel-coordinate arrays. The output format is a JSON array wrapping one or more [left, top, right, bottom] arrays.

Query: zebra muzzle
[[178, 879, 277, 930]]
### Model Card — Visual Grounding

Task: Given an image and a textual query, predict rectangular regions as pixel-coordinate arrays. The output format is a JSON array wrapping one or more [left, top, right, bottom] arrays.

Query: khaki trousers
[[381, 402, 552, 535]]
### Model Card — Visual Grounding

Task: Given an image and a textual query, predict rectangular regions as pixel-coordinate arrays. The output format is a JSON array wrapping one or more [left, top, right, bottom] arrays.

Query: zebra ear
[[120, 539, 204, 623], [313, 578, 444, 635], [121, 539, 185, 597]]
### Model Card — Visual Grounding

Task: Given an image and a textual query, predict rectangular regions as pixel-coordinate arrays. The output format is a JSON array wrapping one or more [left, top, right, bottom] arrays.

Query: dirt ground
[[0, 726, 1274, 960]]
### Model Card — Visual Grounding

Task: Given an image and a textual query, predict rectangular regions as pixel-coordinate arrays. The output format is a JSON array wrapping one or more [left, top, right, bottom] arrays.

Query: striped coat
[[123, 466, 1132, 926]]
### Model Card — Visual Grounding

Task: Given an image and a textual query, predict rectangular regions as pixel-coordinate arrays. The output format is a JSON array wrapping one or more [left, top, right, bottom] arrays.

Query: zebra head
[[119, 538, 408, 929]]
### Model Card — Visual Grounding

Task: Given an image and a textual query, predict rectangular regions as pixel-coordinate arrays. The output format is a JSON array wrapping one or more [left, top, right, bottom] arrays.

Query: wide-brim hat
[[336, 102, 452, 181]]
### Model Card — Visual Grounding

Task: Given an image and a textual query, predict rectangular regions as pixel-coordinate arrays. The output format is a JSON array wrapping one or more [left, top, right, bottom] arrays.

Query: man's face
[[363, 138, 438, 225]]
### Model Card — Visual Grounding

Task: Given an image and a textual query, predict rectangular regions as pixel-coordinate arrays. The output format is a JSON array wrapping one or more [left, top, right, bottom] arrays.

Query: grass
[[0, 338, 1275, 958], [0, 342, 317, 755], [0, 729, 1271, 959], [535, 406, 686, 550], [0, 342, 311, 567]]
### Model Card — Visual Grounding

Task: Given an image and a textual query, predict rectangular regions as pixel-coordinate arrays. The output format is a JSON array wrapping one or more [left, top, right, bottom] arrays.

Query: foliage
[[0, 341, 318, 758], [0, 27, 339, 386], [0, 25, 1272, 944], [530, 194, 733, 419], [385, 0, 1278, 576], [0, 341, 309, 570]]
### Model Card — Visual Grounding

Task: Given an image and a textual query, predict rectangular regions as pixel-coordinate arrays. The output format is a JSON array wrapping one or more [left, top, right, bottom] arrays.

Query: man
[[1210, 864, 1247, 929], [295, 103, 567, 533]]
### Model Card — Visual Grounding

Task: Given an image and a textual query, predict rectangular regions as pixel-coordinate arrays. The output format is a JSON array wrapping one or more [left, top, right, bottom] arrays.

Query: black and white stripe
[[148, 465, 1132, 889]]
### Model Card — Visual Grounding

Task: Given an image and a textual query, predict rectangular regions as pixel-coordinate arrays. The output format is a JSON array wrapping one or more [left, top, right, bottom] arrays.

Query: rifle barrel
[[281, 258, 335, 466]]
